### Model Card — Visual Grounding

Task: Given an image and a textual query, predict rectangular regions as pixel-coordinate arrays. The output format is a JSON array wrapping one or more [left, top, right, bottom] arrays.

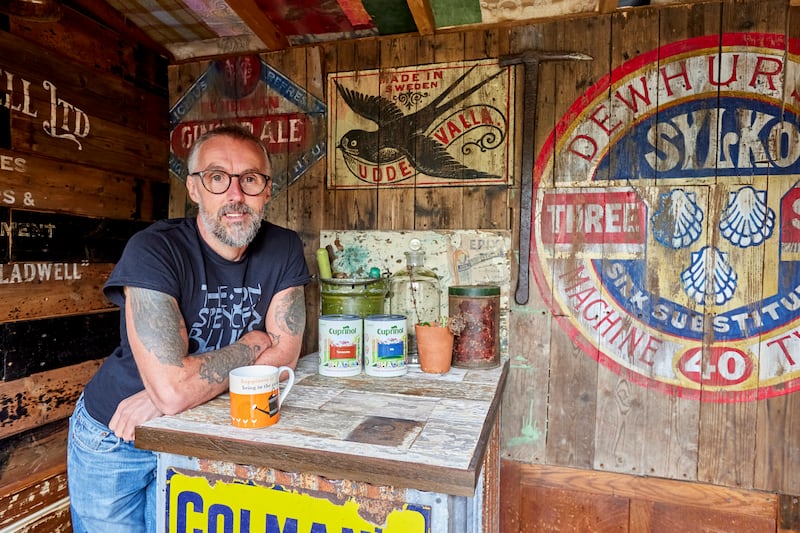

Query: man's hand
[[109, 389, 163, 442]]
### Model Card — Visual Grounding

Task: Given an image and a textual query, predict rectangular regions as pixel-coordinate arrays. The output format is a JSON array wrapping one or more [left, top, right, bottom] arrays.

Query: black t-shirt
[[83, 217, 310, 425]]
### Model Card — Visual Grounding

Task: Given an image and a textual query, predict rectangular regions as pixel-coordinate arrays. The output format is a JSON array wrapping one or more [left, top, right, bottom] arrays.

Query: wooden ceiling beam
[[407, 0, 436, 36], [224, 0, 290, 51], [64, 0, 174, 60]]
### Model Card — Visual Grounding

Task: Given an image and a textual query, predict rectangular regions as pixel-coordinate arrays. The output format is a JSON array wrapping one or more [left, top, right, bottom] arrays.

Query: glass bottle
[[389, 242, 441, 365]]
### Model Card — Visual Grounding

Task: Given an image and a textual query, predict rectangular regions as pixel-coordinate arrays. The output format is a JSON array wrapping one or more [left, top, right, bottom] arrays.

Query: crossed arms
[[109, 284, 306, 440]]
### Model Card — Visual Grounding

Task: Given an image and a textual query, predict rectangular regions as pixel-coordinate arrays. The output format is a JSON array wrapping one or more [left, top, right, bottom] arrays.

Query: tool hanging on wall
[[499, 49, 593, 305]]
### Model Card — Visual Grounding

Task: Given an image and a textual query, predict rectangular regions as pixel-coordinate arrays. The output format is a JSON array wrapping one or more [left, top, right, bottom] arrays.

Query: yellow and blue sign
[[166, 469, 430, 533]]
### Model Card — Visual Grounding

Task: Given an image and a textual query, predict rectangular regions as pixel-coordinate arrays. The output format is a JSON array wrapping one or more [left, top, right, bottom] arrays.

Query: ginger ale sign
[[533, 33, 800, 402]]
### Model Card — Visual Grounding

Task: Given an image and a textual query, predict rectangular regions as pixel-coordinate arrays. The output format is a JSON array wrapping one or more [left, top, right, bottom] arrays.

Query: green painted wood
[[362, 0, 418, 34], [430, 0, 482, 27]]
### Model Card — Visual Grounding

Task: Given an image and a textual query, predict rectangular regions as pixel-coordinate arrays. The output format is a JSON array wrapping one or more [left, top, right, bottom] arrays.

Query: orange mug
[[229, 365, 295, 428]]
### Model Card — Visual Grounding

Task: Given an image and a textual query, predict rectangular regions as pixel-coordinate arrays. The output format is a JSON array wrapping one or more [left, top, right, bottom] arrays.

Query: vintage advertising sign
[[166, 469, 430, 532], [169, 55, 326, 196], [328, 60, 514, 189], [533, 33, 800, 402]]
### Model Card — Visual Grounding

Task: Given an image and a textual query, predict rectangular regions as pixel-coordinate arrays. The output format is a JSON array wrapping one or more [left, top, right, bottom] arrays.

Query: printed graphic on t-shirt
[[189, 283, 263, 352]]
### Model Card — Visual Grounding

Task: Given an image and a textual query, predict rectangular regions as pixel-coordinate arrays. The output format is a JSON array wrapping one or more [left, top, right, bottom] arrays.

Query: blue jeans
[[68, 394, 158, 533]]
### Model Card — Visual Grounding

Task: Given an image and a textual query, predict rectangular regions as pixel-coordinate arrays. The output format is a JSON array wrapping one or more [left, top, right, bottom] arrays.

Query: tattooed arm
[[123, 286, 272, 416], [255, 285, 306, 370]]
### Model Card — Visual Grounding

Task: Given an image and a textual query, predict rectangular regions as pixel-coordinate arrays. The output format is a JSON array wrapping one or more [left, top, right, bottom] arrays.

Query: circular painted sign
[[532, 33, 800, 402]]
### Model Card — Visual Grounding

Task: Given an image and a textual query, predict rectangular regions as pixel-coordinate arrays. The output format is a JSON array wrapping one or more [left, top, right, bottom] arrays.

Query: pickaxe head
[[499, 50, 593, 67]]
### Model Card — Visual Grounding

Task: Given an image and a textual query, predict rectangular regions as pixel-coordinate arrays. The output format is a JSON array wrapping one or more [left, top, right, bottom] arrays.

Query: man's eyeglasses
[[189, 170, 271, 196]]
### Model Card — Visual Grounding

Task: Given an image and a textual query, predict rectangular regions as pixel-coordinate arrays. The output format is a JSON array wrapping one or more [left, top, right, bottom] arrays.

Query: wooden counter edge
[[135, 427, 478, 497], [136, 360, 509, 499], [468, 360, 509, 479]]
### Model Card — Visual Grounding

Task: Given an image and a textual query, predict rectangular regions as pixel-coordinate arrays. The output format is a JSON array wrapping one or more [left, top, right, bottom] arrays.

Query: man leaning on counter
[[67, 124, 311, 533]]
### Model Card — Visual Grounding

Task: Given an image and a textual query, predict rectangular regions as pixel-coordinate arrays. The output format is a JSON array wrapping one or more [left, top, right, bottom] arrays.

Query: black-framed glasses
[[189, 169, 271, 196]]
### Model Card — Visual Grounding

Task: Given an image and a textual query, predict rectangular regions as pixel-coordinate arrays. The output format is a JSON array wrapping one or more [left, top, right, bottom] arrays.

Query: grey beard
[[198, 201, 264, 248]]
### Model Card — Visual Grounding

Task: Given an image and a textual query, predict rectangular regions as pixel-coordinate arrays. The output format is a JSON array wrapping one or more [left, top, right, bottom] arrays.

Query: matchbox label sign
[[532, 33, 800, 402]]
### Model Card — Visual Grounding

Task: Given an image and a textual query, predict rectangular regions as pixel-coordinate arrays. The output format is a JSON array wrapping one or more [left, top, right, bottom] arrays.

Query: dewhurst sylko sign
[[533, 33, 800, 402]]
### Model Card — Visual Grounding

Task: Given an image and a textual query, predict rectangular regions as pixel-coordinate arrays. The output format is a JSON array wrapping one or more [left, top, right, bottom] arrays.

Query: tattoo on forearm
[[278, 286, 306, 335], [129, 287, 264, 386], [129, 287, 185, 367], [196, 342, 258, 384], [267, 330, 281, 347]]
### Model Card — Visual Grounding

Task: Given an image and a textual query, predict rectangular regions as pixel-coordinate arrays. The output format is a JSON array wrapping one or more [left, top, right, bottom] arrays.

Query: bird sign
[[328, 60, 514, 189]]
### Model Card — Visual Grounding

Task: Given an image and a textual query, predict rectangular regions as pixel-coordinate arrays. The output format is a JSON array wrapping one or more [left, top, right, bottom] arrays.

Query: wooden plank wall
[[163, 1, 800, 531], [0, 9, 168, 530]]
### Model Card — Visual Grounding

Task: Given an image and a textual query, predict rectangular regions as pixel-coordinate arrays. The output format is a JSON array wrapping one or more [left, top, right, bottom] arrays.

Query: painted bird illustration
[[334, 66, 506, 180]]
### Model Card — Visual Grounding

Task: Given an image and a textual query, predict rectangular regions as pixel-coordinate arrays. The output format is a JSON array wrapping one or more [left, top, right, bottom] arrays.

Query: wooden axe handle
[[499, 51, 592, 305]]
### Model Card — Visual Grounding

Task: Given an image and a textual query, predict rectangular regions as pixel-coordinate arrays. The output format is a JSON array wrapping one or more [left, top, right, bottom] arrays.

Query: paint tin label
[[319, 314, 362, 376], [364, 314, 407, 377]]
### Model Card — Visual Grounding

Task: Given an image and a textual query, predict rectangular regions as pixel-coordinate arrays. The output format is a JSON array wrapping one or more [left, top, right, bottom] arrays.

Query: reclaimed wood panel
[[695, 0, 786, 490], [0, 420, 72, 532], [262, 51, 299, 226], [0, 154, 154, 219], [753, 1, 800, 497], [483, 420, 501, 533], [501, 461, 780, 532], [0, 312, 116, 381], [0, 34, 168, 181], [520, 485, 629, 532], [414, 32, 465, 231], [0, 29, 168, 138], [640, 0, 722, 478], [540, 17, 604, 470], [592, 7, 705, 481], [0, 262, 114, 322], [10, 113, 167, 182], [0, 6, 166, 533], [331, 40, 378, 230], [8, 210, 150, 263], [10, 6, 167, 90], [166, 61, 206, 218], [650, 500, 776, 531], [288, 47, 326, 356], [0, 469, 68, 528], [519, 462, 778, 520], [11, 500, 71, 533], [779, 494, 800, 533], [375, 36, 416, 230], [0, 360, 102, 439], [463, 29, 509, 231], [500, 307, 551, 463], [592, 3, 660, 475], [0, 420, 68, 500]]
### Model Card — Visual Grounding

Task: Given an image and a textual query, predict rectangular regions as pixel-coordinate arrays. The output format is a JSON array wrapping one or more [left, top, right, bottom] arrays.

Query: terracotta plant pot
[[415, 324, 454, 374]]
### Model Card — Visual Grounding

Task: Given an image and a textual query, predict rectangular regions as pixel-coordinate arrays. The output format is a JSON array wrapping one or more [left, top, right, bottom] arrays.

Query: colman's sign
[[533, 33, 800, 402]]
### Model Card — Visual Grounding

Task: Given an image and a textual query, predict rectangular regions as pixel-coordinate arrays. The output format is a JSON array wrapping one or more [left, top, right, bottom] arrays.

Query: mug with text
[[229, 365, 295, 428]]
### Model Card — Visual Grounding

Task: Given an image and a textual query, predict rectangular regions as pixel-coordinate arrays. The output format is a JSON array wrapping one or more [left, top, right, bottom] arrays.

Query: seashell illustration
[[719, 186, 775, 248], [680, 246, 738, 305], [651, 189, 704, 249]]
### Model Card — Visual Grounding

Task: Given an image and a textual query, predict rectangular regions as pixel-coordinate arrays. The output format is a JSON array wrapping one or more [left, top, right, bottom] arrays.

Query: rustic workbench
[[136, 353, 508, 533]]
